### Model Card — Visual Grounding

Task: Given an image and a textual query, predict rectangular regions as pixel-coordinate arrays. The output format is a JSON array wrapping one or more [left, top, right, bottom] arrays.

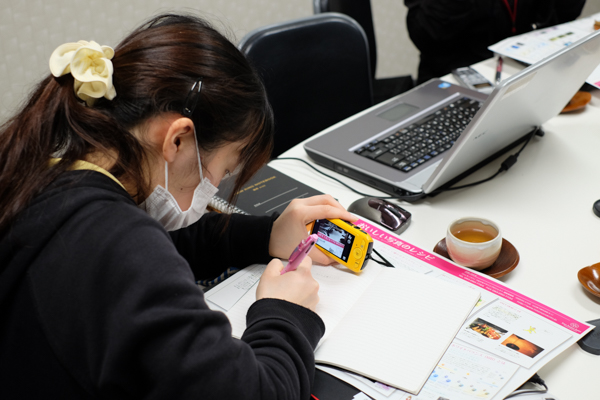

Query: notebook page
[[314, 267, 480, 395], [209, 262, 383, 339], [205, 264, 264, 311], [209, 265, 266, 338], [311, 263, 381, 343]]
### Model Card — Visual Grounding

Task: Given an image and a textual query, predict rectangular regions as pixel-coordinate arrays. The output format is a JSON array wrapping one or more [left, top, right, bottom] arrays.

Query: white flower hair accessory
[[49, 40, 117, 106]]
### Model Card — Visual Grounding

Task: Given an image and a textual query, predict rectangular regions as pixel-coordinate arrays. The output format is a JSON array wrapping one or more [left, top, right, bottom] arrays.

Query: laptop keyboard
[[355, 97, 483, 173]]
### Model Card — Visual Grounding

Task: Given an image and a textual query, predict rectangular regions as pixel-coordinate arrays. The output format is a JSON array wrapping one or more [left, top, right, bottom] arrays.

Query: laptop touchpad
[[377, 102, 420, 122]]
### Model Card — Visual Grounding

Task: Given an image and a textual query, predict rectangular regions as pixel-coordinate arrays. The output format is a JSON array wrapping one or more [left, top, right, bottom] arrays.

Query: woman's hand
[[269, 195, 357, 265], [256, 257, 319, 311]]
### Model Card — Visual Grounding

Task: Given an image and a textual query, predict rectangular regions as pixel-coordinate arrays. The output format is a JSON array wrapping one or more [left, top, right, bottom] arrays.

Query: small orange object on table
[[561, 91, 592, 113]]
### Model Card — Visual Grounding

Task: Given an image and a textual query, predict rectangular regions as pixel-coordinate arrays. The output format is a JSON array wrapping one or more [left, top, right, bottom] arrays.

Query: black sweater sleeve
[[28, 197, 324, 400], [169, 212, 278, 280], [553, 0, 586, 24], [404, 0, 478, 42]]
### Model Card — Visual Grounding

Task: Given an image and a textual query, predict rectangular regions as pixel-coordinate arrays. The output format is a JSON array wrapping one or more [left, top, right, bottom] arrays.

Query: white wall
[[0, 0, 320, 124], [583, 0, 600, 20], [2, 0, 600, 124]]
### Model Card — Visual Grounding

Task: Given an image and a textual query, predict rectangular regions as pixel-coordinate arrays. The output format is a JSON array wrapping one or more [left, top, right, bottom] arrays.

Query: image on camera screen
[[314, 220, 354, 261]]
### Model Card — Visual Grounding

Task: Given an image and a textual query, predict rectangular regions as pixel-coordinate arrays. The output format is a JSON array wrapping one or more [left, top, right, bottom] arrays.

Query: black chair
[[313, 0, 415, 104], [239, 13, 373, 158]]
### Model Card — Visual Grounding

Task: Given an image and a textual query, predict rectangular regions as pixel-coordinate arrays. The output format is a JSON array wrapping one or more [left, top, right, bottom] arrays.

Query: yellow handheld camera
[[306, 219, 373, 273]]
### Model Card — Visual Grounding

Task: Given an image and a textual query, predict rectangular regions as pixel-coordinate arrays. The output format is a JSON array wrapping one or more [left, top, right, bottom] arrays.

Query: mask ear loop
[[164, 161, 169, 191], [192, 127, 205, 183], [164, 79, 205, 191], [164, 127, 204, 191], [181, 79, 205, 183]]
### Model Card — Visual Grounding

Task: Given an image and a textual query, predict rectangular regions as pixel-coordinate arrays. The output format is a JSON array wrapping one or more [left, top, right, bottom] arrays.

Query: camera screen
[[311, 219, 354, 261]]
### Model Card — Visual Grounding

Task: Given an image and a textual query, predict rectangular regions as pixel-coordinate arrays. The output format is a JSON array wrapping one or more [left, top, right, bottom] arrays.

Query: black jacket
[[0, 170, 325, 399], [405, 0, 586, 83]]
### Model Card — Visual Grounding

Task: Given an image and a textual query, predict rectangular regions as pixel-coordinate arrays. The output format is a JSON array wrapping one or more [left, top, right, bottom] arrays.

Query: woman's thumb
[[264, 258, 284, 277]]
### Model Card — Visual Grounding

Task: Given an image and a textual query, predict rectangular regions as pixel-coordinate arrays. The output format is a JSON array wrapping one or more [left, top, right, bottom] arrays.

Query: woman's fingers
[[256, 257, 320, 311], [268, 194, 357, 263]]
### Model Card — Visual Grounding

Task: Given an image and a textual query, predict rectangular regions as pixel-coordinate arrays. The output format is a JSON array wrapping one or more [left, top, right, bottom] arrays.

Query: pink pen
[[280, 234, 319, 275], [495, 56, 503, 84]]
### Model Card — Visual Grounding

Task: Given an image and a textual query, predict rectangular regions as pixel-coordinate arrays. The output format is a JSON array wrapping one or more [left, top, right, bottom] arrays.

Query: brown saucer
[[578, 262, 600, 298], [433, 238, 519, 278], [561, 91, 592, 113]]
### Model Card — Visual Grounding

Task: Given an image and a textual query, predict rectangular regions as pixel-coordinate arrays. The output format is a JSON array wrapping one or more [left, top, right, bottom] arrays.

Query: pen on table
[[495, 56, 503, 85]]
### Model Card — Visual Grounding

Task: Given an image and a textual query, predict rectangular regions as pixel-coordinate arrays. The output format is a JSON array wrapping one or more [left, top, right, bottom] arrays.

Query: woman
[[0, 14, 354, 399]]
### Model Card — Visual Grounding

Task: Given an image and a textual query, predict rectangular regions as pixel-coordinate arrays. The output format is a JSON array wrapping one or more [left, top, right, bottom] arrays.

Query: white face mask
[[139, 131, 219, 231]]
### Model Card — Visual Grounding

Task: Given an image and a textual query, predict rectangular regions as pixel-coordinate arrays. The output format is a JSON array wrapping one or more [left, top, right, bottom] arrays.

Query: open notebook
[[205, 262, 480, 395]]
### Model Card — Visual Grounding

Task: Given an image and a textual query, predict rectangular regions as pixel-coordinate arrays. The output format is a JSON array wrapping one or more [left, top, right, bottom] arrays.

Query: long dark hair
[[0, 14, 274, 234]]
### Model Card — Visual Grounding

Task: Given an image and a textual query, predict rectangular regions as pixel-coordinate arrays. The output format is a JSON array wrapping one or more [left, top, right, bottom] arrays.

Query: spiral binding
[[207, 196, 248, 215], [197, 266, 241, 291]]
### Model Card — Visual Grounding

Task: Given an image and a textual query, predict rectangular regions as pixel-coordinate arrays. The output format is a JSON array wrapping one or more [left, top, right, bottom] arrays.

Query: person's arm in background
[[553, 0, 587, 24], [404, 0, 479, 42], [404, 0, 488, 83], [528, 0, 586, 29]]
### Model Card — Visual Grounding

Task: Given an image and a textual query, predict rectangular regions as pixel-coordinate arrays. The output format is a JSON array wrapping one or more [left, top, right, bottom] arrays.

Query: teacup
[[446, 217, 502, 270]]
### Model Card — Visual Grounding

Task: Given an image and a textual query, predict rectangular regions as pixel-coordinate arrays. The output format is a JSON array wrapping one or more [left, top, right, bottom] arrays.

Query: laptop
[[304, 29, 600, 202]]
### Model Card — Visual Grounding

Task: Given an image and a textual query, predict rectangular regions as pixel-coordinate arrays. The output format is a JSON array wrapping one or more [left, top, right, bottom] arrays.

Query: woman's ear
[[162, 117, 195, 163]]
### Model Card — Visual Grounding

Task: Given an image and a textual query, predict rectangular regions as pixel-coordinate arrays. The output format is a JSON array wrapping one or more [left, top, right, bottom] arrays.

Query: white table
[[270, 57, 600, 399]]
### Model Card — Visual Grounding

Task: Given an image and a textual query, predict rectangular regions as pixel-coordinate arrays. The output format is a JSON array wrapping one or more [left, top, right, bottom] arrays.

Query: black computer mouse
[[348, 197, 411, 234], [593, 199, 600, 218]]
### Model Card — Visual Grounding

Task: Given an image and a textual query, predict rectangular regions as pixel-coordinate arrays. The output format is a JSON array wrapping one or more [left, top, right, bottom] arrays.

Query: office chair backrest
[[239, 13, 373, 158], [313, 0, 377, 79], [313, 0, 414, 104]]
